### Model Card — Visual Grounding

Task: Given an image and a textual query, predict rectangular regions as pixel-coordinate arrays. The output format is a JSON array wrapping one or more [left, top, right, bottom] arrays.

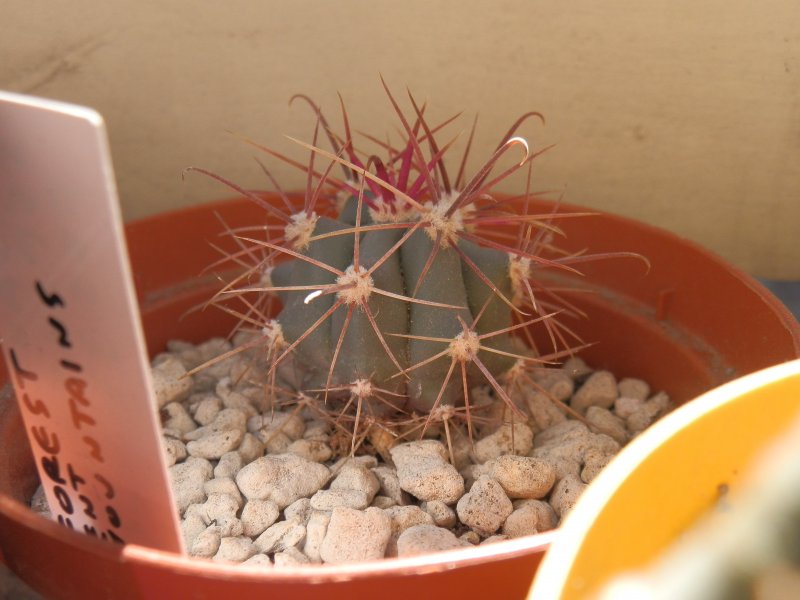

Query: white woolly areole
[[350, 378, 373, 399], [336, 265, 374, 305], [447, 329, 480, 362], [285, 211, 319, 251], [508, 255, 532, 305], [423, 191, 465, 247], [428, 404, 456, 421], [261, 319, 286, 351]]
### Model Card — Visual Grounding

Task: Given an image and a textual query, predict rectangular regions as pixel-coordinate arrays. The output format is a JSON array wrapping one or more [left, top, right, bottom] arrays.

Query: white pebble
[[213, 536, 256, 563], [331, 463, 380, 497], [614, 396, 644, 419], [384, 505, 435, 557], [386, 505, 434, 534], [581, 449, 615, 484], [152, 355, 193, 408], [181, 513, 207, 549], [421, 500, 457, 528], [617, 378, 650, 401], [240, 499, 280, 537], [166, 339, 203, 369], [203, 478, 243, 508], [286, 438, 333, 463], [534, 420, 587, 447], [571, 371, 618, 414], [472, 422, 534, 463], [319, 507, 392, 564], [396, 524, 471, 557], [585, 406, 628, 445], [535, 370, 575, 401], [216, 516, 244, 538], [511, 499, 558, 532], [502, 503, 545, 537], [260, 431, 292, 454], [549, 474, 587, 517], [214, 451, 244, 479], [236, 433, 265, 463], [190, 524, 221, 558], [372, 466, 406, 506], [390, 441, 465, 504], [459, 530, 481, 545], [481, 534, 510, 545], [283, 498, 313, 523], [235, 454, 330, 509], [303, 419, 331, 441], [459, 462, 492, 492], [186, 429, 245, 460], [533, 421, 620, 464], [456, 475, 513, 537], [274, 546, 311, 566], [196, 338, 234, 376], [310, 488, 372, 511], [169, 456, 213, 514], [329, 455, 379, 475], [561, 356, 593, 380], [161, 402, 197, 435], [249, 411, 305, 440], [183, 408, 246, 443], [303, 511, 330, 563], [371, 496, 396, 509], [242, 554, 272, 567], [196, 493, 240, 525], [219, 390, 258, 419], [524, 391, 567, 431], [254, 517, 306, 554], [541, 456, 582, 481], [192, 394, 223, 426], [626, 400, 663, 434], [162, 437, 187, 467], [489, 455, 556, 499]]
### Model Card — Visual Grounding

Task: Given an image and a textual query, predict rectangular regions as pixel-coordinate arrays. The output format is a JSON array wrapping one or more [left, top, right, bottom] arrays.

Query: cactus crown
[[190, 80, 642, 458]]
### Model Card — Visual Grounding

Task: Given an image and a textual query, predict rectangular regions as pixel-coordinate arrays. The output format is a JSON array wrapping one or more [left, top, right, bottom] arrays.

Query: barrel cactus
[[191, 80, 640, 457]]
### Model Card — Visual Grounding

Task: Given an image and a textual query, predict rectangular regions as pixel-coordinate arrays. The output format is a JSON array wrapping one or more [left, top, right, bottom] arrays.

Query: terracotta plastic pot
[[1, 195, 799, 600], [528, 358, 800, 599]]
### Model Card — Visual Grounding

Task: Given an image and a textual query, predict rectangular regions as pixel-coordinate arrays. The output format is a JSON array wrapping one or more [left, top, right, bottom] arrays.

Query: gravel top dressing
[[32, 333, 672, 566]]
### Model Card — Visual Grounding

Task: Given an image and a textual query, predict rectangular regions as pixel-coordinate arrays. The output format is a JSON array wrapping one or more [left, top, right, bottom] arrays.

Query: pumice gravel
[[31, 334, 673, 565]]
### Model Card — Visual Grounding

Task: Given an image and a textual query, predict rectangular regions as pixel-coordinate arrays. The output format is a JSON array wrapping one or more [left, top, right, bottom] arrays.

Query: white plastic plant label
[[0, 91, 184, 553]]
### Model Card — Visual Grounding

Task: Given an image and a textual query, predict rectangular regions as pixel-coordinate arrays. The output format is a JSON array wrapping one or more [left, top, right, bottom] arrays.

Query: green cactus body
[[271, 204, 518, 414], [458, 239, 517, 376], [271, 216, 354, 383], [400, 228, 474, 411], [330, 226, 408, 395]]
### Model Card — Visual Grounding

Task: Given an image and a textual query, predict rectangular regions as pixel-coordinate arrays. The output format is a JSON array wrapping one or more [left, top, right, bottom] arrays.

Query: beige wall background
[[2, 0, 798, 278]]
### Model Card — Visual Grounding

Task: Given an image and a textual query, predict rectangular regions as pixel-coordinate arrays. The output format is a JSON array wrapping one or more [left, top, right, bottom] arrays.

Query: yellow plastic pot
[[528, 358, 800, 599]]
